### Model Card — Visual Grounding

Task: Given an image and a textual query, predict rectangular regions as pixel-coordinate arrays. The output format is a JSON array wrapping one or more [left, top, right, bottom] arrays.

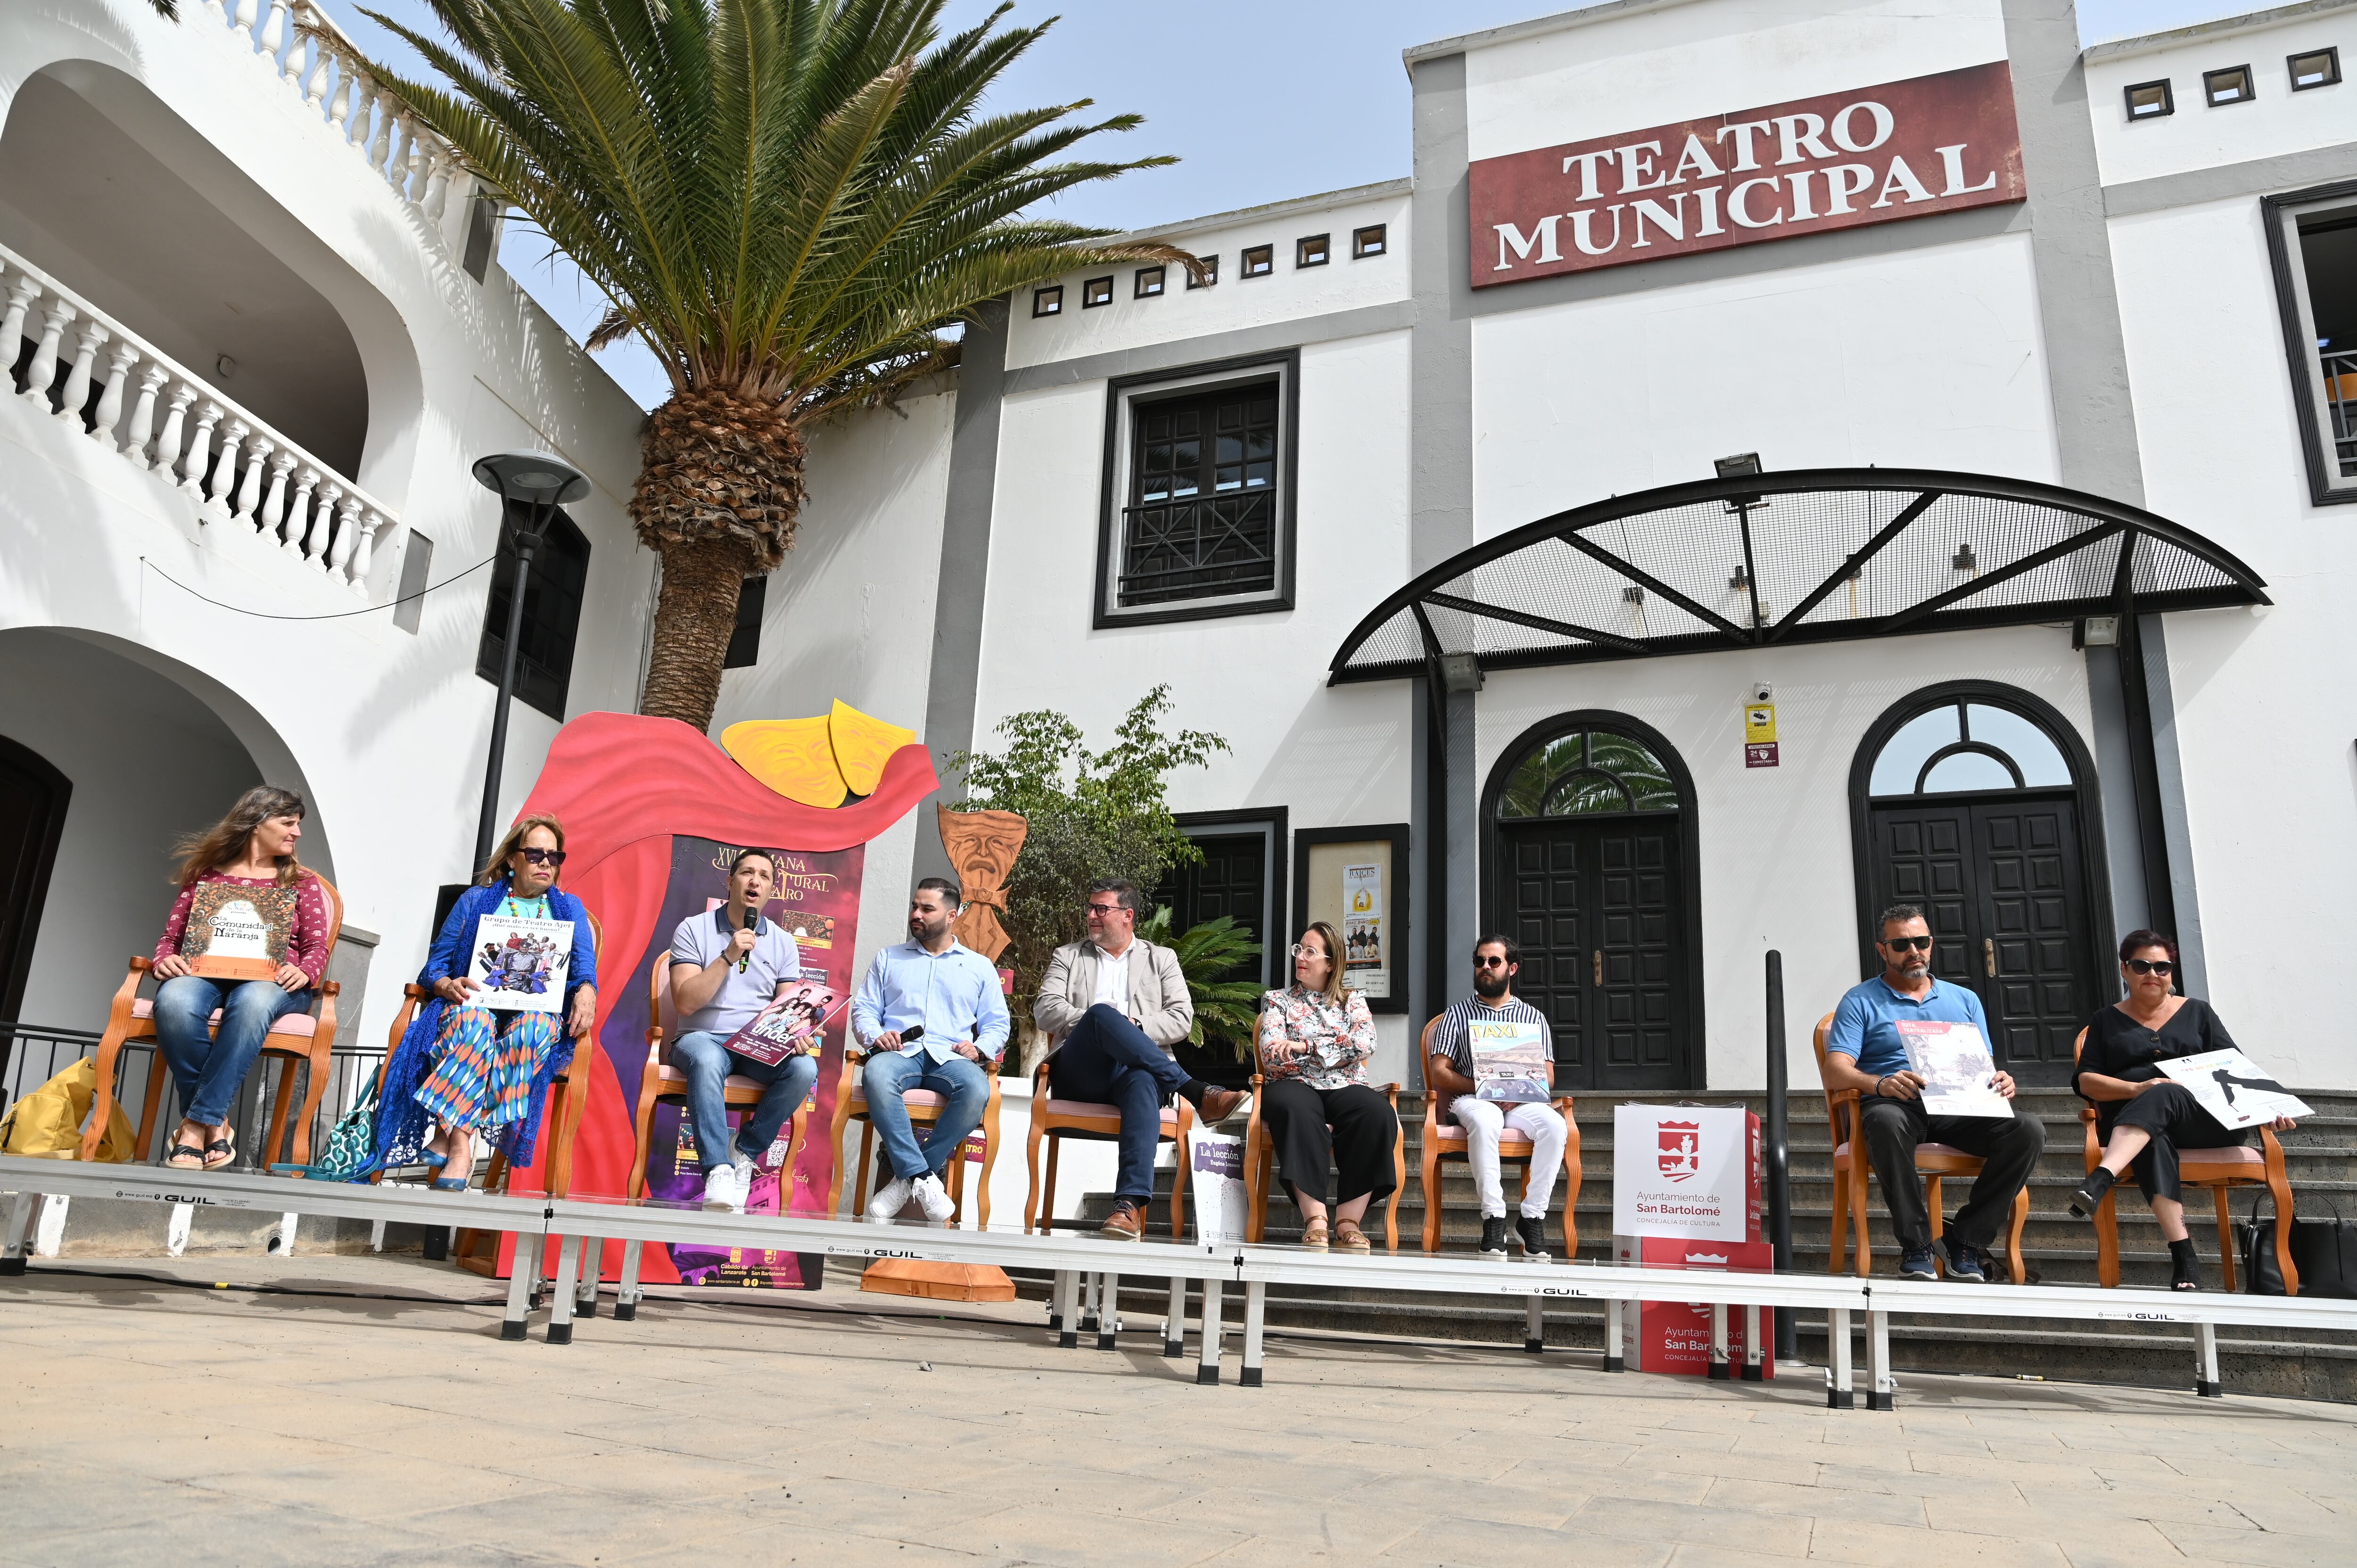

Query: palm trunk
[[640, 536, 755, 728], [630, 384, 808, 729]]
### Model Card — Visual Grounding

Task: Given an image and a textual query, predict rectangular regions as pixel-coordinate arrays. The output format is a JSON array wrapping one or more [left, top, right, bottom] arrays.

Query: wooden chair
[[1411, 1016, 1581, 1254], [1239, 1011, 1406, 1248], [627, 953, 813, 1201], [78, 876, 346, 1168], [1023, 1040, 1192, 1238], [2072, 1026, 2298, 1293], [1812, 1013, 2028, 1283], [825, 1044, 1002, 1224]]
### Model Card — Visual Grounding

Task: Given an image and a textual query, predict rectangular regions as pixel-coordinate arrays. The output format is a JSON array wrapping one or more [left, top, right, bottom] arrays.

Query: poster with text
[[181, 883, 295, 981], [608, 835, 864, 1288], [1188, 1130, 1247, 1247], [467, 914, 573, 1011], [2157, 1049, 2313, 1131], [1895, 1019, 2013, 1118], [1612, 1103, 1756, 1243], [1342, 862, 1387, 999]]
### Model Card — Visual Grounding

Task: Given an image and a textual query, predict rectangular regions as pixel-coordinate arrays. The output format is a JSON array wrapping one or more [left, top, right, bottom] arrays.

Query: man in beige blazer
[[1036, 878, 1246, 1239]]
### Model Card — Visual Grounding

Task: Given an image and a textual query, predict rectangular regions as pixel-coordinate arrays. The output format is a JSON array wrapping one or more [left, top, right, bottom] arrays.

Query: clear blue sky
[[337, 0, 2259, 408]]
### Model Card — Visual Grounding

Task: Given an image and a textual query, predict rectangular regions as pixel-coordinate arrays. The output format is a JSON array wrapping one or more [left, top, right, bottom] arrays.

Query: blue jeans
[[154, 976, 311, 1128], [1048, 1003, 1188, 1200], [863, 1050, 991, 1182], [671, 1031, 819, 1173]]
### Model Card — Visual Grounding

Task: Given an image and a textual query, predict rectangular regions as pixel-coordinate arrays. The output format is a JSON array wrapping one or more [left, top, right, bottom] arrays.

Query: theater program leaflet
[[2157, 1048, 2313, 1131], [467, 914, 572, 1012], [1895, 1019, 2014, 1117], [1469, 1017, 1549, 1104], [722, 982, 844, 1067]]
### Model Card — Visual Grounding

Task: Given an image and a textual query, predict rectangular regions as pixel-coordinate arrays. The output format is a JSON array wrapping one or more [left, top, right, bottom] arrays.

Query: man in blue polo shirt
[[1825, 904, 2044, 1282], [850, 878, 1010, 1224]]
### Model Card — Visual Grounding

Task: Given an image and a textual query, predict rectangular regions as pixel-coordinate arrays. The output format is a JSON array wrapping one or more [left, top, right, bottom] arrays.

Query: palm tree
[[360, 0, 1192, 726]]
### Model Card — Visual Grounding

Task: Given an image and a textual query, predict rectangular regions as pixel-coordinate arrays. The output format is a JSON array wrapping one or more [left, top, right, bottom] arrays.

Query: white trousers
[[1452, 1098, 1569, 1218]]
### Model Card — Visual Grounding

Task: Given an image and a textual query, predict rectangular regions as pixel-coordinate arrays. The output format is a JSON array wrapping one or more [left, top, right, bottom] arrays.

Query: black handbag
[[2238, 1190, 2357, 1297]]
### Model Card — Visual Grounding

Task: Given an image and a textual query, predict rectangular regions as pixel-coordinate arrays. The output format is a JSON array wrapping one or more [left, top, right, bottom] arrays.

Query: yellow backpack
[[0, 1056, 139, 1162]]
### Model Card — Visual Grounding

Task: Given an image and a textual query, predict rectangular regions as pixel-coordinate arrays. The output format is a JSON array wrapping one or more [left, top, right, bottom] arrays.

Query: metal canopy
[[1329, 468, 2269, 685]]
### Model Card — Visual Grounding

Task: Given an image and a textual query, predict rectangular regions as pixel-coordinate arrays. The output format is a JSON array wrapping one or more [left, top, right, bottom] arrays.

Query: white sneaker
[[701, 1164, 744, 1214], [912, 1173, 955, 1223], [867, 1174, 914, 1222]]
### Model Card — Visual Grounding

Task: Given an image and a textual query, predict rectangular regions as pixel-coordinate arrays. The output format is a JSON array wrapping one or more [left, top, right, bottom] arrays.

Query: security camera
[[1751, 681, 1772, 704]]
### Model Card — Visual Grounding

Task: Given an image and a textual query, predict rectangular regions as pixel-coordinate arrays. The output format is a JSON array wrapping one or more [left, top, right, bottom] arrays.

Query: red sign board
[[1468, 60, 2024, 287], [1745, 743, 1779, 769]]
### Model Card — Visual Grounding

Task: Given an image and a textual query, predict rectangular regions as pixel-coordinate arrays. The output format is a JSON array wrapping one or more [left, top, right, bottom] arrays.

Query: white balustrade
[[1, 246, 399, 595]]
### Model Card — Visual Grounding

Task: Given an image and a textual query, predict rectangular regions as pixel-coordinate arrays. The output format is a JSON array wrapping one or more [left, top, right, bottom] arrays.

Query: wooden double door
[[1496, 815, 1692, 1092], [1864, 790, 2093, 1082]]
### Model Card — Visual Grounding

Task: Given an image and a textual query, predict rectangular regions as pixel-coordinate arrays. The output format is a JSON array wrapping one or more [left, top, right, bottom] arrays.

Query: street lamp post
[[470, 451, 591, 876]]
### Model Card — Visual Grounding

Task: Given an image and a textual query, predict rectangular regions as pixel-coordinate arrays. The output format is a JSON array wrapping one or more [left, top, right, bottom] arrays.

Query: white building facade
[[6, 0, 2357, 1108]]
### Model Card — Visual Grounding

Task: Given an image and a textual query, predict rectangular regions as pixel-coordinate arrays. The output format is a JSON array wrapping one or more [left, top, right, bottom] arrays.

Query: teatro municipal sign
[[1469, 59, 2027, 283]]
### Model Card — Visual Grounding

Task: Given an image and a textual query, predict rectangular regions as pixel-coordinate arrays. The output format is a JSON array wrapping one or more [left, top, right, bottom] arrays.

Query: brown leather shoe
[[1196, 1086, 1247, 1123], [1098, 1200, 1146, 1241]]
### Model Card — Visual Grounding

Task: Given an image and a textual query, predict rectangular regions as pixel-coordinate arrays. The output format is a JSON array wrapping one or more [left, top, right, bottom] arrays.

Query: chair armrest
[[1379, 1081, 1401, 1111], [1826, 1085, 1859, 1144]]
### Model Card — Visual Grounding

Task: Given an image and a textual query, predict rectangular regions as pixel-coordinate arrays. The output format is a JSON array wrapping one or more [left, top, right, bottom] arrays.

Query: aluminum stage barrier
[[10, 1154, 2357, 1406]]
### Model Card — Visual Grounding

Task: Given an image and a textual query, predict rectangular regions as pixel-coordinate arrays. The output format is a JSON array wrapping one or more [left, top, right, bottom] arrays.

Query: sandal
[[1300, 1217, 1330, 1249], [430, 1176, 471, 1193], [201, 1136, 236, 1171], [1334, 1220, 1372, 1254], [165, 1143, 205, 1170]]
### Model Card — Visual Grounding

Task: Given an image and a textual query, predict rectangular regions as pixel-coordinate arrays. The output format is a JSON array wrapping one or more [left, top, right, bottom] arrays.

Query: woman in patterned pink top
[[150, 786, 328, 1171], [1255, 920, 1398, 1253]]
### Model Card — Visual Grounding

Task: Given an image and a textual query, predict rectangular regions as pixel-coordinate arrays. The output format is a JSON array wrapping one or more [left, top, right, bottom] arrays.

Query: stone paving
[[4, 1255, 2356, 1566]]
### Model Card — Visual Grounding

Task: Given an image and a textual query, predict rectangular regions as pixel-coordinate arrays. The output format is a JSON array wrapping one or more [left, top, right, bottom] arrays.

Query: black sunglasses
[[515, 846, 567, 867], [2126, 958, 2175, 977], [1474, 955, 1512, 969], [1881, 935, 1932, 952]]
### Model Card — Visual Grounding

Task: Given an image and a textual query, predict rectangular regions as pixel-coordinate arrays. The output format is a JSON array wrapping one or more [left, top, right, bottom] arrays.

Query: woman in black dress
[[2069, 929, 2298, 1289]]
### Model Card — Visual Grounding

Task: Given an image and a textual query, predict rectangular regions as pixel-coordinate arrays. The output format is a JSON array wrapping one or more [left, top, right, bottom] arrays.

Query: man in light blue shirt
[[850, 878, 1009, 1223], [1825, 903, 2042, 1282]]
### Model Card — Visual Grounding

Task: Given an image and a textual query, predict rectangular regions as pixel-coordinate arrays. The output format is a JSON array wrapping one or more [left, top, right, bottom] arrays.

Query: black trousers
[[2105, 1082, 2248, 1204], [1858, 1095, 2045, 1252], [1262, 1078, 1398, 1211]]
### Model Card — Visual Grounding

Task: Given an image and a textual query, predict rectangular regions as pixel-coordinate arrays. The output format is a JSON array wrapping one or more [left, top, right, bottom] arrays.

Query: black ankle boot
[[2169, 1237, 2203, 1291], [2069, 1166, 2116, 1218]]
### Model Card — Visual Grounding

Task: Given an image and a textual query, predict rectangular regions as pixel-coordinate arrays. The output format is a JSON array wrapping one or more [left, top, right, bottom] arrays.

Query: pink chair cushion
[[129, 997, 315, 1037], [1832, 1140, 1979, 1168], [847, 1086, 948, 1110], [1040, 1099, 1181, 1127], [1430, 1124, 1536, 1150]]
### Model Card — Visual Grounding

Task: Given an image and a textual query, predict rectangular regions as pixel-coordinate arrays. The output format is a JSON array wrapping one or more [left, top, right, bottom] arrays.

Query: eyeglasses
[[1084, 902, 1125, 917], [1881, 935, 1932, 952], [2126, 958, 2175, 977], [515, 847, 567, 867], [1474, 956, 1511, 970], [1288, 944, 1327, 959]]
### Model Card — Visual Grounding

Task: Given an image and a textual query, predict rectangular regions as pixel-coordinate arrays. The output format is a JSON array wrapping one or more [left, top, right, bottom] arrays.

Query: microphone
[[900, 1026, 925, 1044], [737, 904, 758, 973]]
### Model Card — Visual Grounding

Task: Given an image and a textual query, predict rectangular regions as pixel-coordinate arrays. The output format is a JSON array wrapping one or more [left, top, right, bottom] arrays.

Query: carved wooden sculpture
[[938, 805, 1025, 962]]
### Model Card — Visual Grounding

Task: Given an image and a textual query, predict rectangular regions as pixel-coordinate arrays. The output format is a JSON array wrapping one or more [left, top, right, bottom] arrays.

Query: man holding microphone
[[668, 849, 808, 1214], [851, 879, 1010, 1223]]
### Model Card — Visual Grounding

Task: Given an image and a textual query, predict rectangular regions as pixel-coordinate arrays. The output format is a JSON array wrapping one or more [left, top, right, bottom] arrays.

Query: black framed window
[[724, 575, 766, 669], [1096, 350, 1297, 624], [1352, 223, 1387, 258], [2125, 79, 2173, 120], [1032, 285, 1063, 317], [1135, 266, 1165, 299], [1081, 276, 1113, 308], [1155, 809, 1288, 990], [2203, 64, 2254, 106], [1186, 254, 1218, 289], [1296, 234, 1329, 268], [2263, 181, 2357, 503], [1240, 244, 1273, 278], [476, 504, 590, 721], [2290, 48, 2341, 90]]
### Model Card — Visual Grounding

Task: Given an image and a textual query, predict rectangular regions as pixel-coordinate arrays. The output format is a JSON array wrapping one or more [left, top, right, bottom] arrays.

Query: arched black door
[[1850, 684, 2111, 1086], [1484, 717, 1702, 1092], [0, 734, 71, 1065]]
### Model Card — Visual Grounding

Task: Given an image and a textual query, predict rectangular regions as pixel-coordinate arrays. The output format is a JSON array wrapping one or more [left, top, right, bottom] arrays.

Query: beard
[[1474, 970, 1509, 1000], [910, 912, 952, 943]]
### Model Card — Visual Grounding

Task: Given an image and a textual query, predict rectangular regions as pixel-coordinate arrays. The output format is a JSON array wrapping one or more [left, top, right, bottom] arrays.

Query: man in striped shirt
[[1426, 936, 1568, 1260]]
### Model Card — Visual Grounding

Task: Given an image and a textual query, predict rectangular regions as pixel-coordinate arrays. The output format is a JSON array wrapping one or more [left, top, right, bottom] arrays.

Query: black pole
[[1765, 948, 1797, 1360], [472, 502, 541, 875]]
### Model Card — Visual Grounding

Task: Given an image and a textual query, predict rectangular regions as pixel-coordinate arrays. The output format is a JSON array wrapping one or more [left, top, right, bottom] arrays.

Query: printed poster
[[1895, 1019, 2014, 1118], [1342, 862, 1387, 999], [607, 835, 864, 1289], [722, 982, 845, 1068], [1469, 1018, 1549, 1103], [2158, 1048, 2313, 1131], [1188, 1130, 1247, 1247], [467, 914, 573, 1012], [182, 883, 295, 981]]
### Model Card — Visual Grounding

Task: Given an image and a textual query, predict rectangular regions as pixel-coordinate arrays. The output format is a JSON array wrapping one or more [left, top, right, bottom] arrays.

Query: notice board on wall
[[1293, 823, 1409, 1015]]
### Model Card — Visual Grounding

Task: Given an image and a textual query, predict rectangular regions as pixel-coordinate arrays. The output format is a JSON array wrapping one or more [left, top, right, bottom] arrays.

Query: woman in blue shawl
[[375, 815, 597, 1188]]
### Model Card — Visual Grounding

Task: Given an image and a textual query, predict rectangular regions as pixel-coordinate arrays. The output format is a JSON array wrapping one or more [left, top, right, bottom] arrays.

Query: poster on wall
[[467, 914, 574, 1011], [617, 835, 865, 1289], [1297, 827, 1407, 1011]]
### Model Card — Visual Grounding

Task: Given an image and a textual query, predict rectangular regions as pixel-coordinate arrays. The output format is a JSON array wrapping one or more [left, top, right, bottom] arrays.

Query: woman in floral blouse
[[1256, 921, 1399, 1252]]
